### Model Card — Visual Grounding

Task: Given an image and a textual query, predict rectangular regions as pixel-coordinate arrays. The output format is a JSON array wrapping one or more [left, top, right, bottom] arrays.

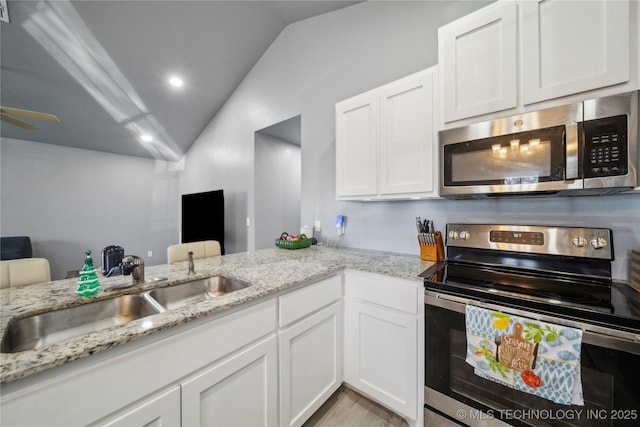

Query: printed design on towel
[[465, 305, 584, 405]]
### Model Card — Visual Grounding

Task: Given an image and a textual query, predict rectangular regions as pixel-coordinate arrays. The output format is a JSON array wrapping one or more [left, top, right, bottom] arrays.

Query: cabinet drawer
[[345, 270, 419, 315], [279, 275, 342, 327]]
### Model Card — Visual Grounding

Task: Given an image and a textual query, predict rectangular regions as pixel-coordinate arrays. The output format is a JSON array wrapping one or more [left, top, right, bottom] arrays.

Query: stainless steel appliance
[[440, 91, 638, 199], [101, 245, 124, 275], [421, 224, 640, 427]]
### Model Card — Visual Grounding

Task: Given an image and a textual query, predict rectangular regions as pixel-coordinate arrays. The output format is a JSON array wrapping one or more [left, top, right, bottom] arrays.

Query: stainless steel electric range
[[421, 224, 640, 427]]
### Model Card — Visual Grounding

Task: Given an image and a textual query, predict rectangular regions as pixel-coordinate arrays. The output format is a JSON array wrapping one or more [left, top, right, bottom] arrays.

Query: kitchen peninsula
[[1, 246, 430, 427]]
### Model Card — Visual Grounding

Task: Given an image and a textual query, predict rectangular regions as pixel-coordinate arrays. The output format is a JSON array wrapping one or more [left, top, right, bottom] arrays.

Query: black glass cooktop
[[421, 261, 640, 333]]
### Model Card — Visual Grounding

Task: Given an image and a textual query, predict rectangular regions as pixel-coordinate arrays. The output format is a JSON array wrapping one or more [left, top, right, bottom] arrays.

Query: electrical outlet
[[314, 220, 321, 232], [246, 217, 251, 227], [147, 251, 153, 257]]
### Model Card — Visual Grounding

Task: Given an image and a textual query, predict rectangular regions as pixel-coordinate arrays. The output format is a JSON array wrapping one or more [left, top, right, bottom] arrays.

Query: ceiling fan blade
[[0, 107, 59, 122], [0, 113, 38, 130]]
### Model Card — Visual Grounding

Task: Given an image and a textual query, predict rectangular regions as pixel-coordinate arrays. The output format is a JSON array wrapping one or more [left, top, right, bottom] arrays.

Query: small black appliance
[[101, 245, 124, 275]]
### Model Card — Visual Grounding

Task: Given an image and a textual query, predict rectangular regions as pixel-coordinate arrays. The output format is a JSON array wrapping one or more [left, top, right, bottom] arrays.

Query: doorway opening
[[254, 115, 301, 250]]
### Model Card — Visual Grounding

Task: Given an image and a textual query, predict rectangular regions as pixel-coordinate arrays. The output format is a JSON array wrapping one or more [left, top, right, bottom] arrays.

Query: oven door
[[425, 291, 640, 427]]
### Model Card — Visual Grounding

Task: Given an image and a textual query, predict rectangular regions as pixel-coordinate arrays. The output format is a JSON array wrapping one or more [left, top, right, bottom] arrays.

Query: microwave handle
[[565, 123, 579, 179]]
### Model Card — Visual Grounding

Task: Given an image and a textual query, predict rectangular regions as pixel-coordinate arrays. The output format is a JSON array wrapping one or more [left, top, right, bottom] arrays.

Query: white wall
[[2, 1, 638, 282], [1, 138, 180, 279], [180, 0, 492, 253], [254, 133, 301, 249], [180, 0, 639, 281]]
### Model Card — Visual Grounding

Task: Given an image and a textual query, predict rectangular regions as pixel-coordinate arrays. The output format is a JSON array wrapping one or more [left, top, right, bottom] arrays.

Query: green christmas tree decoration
[[76, 250, 101, 298]]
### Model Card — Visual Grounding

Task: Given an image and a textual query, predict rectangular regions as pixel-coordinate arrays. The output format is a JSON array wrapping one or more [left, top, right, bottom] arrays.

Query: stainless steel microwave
[[439, 91, 639, 199]]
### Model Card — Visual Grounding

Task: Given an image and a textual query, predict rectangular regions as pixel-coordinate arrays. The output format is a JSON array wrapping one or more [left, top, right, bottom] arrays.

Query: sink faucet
[[188, 251, 195, 276], [121, 255, 145, 285]]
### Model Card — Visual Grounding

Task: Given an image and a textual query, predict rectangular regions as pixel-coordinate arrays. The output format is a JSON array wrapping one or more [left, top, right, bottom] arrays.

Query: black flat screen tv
[[181, 189, 225, 254]]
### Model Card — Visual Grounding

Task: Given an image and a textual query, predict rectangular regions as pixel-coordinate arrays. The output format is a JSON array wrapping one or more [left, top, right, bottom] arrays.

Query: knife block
[[418, 231, 445, 262]]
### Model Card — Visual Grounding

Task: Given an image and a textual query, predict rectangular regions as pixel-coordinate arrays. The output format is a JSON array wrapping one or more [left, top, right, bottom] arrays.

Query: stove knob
[[448, 230, 458, 240], [459, 230, 471, 240], [571, 236, 587, 247], [590, 237, 608, 249]]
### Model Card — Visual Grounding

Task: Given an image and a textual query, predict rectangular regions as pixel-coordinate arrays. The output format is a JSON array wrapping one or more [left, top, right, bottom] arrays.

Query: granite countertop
[[0, 245, 432, 384]]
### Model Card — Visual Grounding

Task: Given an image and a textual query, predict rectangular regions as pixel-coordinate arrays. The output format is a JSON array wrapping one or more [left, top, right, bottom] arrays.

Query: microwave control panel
[[583, 114, 628, 178]]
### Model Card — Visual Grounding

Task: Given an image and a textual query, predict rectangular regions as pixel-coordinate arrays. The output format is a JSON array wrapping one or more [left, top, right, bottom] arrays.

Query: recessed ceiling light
[[140, 134, 153, 142], [168, 76, 184, 88]]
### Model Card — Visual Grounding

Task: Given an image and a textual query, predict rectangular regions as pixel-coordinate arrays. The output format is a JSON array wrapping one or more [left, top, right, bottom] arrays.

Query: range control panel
[[447, 224, 613, 260], [490, 230, 544, 246]]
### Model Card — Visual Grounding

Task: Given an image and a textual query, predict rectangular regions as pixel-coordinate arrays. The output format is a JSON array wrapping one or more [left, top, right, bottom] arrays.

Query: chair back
[[1, 236, 33, 260], [167, 241, 221, 264], [0, 258, 52, 288]]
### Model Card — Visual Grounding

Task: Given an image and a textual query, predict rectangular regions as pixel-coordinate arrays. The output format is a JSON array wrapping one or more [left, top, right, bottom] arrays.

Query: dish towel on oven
[[465, 305, 584, 405]]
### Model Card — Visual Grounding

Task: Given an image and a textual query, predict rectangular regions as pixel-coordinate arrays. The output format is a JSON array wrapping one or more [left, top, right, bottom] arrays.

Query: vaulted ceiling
[[0, 0, 360, 161]]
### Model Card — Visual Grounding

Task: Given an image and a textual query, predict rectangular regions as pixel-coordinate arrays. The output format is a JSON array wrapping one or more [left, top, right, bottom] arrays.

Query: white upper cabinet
[[336, 67, 438, 200], [439, 0, 635, 124], [379, 71, 435, 195], [335, 92, 379, 198], [439, 1, 517, 122], [522, 0, 630, 104]]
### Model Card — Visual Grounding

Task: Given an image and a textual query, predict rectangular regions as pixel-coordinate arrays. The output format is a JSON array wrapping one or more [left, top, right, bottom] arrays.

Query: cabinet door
[[345, 299, 417, 420], [439, 1, 517, 122], [335, 92, 379, 198], [522, 0, 630, 104], [279, 301, 343, 427], [99, 387, 180, 427], [181, 335, 278, 427], [379, 69, 436, 196]]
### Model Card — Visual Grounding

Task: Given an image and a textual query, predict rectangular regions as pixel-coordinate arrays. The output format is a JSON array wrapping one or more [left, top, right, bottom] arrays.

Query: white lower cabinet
[[1, 272, 425, 427], [346, 299, 417, 417], [278, 275, 344, 427], [181, 335, 278, 427], [279, 301, 343, 427], [344, 270, 422, 427], [99, 387, 181, 427]]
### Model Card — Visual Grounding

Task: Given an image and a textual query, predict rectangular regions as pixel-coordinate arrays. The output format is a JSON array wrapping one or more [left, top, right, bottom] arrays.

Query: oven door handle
[[425, 290, 640, 355]]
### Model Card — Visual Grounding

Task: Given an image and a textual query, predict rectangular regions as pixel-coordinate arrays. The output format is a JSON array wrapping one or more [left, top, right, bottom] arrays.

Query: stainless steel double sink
[[1, 276, 248, 353]]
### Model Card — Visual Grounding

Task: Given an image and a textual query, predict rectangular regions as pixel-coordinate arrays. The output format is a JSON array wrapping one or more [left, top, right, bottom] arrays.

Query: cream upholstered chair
[[167, 240, 221, 264], [0, 258, 52, 288]]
